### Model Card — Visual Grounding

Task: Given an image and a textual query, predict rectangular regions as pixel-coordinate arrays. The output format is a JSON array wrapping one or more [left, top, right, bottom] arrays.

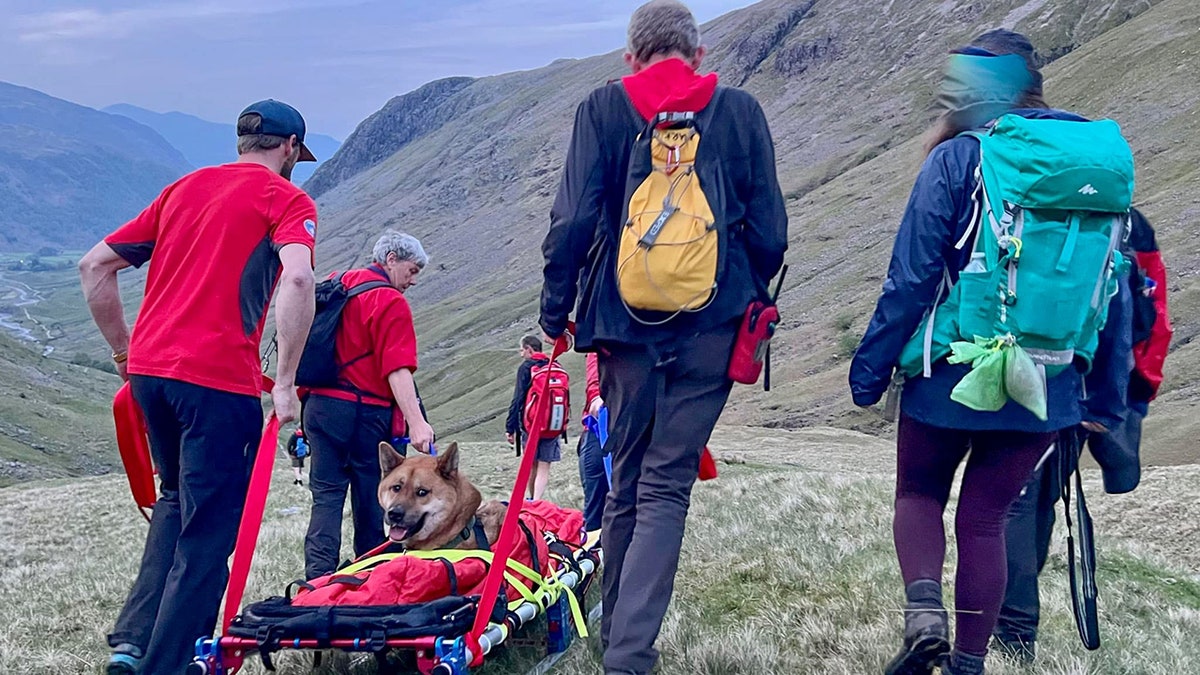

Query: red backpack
[[524, 355, 571, 440]]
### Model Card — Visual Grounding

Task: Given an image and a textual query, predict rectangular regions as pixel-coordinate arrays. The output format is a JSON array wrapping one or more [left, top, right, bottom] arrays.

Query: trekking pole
[[763, 265, 788, 392], [1061, 428, 1101, 650]]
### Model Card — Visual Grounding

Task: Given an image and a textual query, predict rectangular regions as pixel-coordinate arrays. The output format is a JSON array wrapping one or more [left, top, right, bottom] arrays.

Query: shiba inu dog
[[377, 441, 505, 551]]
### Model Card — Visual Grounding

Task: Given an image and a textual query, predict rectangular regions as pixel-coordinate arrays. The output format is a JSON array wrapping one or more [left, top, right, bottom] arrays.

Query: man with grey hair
[[299, 228, 435, 579], [539, 1, 788, 673]]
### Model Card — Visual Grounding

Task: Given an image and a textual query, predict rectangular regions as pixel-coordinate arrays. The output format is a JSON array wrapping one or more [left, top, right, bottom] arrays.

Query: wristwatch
[[112, 350, 128, 364]]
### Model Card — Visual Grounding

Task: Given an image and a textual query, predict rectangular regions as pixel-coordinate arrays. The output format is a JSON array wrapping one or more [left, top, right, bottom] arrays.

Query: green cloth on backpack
[[946, 336, 1048, 419], [898, 113, 1135, 416]]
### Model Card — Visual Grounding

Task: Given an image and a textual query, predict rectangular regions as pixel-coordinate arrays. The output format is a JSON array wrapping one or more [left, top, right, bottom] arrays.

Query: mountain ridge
[[299, 0, 1191, 454], [102, 103, 342, 186], [0, 81, 193, 252]]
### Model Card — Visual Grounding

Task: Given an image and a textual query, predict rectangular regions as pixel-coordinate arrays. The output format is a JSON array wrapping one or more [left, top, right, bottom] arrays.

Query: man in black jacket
[[538, 2, 788, 672], [505, 334, 562, 500]]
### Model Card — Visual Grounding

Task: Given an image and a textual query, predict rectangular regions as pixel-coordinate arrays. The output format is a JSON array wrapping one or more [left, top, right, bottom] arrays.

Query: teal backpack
[[898, 113, 1135, 420]]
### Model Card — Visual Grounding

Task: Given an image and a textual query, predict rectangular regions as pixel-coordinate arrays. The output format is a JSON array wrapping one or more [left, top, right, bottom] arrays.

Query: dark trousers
[[995, 410, 1145, 643], [893, 415, 1055, 656], [302, 395, 392, 579], [598, 326, 736, 674], [576, 427, 607, 532], [108, 375, 262, 675], [994, 452, 1060, 644]]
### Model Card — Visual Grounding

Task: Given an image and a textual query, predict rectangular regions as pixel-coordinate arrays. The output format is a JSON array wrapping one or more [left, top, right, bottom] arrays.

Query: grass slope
[[0, 331, 120, 486], [0, 428, 1197, 674]]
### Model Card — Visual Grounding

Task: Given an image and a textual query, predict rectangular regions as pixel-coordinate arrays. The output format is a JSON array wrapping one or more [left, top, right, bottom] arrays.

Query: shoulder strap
[[346, 279, 393, 298], [695, 85, 725, 129]]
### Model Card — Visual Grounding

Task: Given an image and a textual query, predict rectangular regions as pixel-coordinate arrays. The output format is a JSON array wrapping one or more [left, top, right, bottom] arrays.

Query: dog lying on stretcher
[[377, 440, 506, 551]]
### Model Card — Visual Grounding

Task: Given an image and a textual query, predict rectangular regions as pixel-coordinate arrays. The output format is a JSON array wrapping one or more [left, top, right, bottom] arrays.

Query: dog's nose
[[386, 508, 406, 525]]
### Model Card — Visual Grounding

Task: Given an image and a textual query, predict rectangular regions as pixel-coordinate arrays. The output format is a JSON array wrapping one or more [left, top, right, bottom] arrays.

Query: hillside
[[303, 0, 1197, 457], [1, 429, 1197, 673], [0, 329, 120, 487], [103, 103, 342, 186], [0, 82, 192, 252]]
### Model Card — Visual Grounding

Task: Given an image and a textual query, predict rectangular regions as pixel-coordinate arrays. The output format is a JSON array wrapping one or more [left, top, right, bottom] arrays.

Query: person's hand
[[116, 360, 128, 382], [588, 396, 604, 418], [271, 382, 300, 424], [1081, 421, 1109, 434], [407, 418, 435, 453], [506, 432, 515, 446], [543, 331, 573, 353]]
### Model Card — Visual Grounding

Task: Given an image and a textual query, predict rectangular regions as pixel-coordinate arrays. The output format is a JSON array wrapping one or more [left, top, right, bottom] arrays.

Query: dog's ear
[[436, 442, 459, 478], [379, 441, 405, 476]]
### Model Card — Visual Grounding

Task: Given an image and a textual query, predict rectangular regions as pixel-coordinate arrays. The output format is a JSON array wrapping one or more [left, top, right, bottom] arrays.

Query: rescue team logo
[[304, 219, 316, 237]]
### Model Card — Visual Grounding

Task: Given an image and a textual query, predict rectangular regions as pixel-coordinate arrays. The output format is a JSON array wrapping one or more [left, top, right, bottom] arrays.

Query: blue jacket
[[849, 108, 1132, 433]]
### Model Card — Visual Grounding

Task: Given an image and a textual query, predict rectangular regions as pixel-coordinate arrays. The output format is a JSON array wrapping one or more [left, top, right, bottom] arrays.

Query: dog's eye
[[391, 485, 402, 493], [416, 488, 430, 498]]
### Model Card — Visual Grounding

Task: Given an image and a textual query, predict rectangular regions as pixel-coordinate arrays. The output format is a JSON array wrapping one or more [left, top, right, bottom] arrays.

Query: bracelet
[[112, 351, 128, 364]]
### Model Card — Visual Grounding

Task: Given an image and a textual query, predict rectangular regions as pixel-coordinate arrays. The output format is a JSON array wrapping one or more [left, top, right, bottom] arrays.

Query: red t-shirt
[[309, 265, 419, 406], [106, 163, 317, 398]]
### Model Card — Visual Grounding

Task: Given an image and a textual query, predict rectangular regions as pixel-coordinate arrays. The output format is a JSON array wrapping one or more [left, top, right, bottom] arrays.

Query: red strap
[[222, 413, 279, 631], [221, 374, 280, 632], [468, 325, 573, 661]]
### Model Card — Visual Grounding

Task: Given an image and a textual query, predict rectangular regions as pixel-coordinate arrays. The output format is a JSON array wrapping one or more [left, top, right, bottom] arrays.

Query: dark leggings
[[894, 414, 1055, 656]]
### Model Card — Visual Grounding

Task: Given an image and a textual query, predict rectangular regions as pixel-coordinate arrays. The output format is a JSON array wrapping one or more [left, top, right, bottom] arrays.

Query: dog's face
[[377, 441, 463, 545]]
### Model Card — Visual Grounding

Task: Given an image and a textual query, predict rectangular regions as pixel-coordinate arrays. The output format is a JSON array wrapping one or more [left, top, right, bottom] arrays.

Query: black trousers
[[108, 375, 262, 675], [996, 413, 1145, 644], [598, 325, 736, 674], [993, 444, 1061, 644], [576, 427, 607, 532], [302, 395, 392, 579]]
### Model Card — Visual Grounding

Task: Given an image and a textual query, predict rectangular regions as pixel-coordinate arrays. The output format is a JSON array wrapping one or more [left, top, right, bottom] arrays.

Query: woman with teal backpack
[[849, 30, 1133, 675]]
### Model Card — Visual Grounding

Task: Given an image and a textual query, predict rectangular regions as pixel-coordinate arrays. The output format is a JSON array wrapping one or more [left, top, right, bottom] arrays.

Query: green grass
[[0, 427, 1197, 674], [0, 333, 121, 486]]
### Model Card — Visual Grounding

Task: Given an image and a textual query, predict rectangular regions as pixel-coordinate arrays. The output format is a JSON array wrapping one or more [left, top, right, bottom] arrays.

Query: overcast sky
[[0, 0, 755, 139]]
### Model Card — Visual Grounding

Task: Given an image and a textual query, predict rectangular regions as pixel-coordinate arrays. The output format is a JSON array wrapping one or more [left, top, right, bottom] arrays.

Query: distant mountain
[[301, 0, 1192, 447], [0, 81, 192, 252], [103, 103, 341, 186]]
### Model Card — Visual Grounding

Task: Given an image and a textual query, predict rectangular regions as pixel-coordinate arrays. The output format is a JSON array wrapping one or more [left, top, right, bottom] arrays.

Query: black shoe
[[991, 636, 1036, 665], [883, 608, 950, 675]]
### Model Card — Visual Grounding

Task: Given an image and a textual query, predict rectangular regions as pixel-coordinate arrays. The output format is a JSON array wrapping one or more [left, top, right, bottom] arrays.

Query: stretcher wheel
[[430, 665, 454, 675], [184, 662, 210, 675]]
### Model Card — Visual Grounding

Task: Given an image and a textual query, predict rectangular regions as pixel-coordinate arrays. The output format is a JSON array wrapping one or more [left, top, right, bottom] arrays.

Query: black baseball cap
[[237, 99, 317, 162]]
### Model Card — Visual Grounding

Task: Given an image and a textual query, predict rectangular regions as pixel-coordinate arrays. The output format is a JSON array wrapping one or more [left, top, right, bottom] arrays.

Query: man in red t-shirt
[[78, 99, 318, 675], [301, 229, 434, 579]]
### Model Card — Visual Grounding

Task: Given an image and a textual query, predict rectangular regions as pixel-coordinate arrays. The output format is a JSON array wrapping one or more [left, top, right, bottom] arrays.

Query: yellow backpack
[[617, 93, 724, 322]]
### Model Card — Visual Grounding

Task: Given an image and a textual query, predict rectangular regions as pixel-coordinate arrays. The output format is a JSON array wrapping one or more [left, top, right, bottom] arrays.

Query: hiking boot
[[991, 636, 1035, 665], [883, 607, 950, 675], [942, 650, 986, 675], [106, 644, 142, 675]]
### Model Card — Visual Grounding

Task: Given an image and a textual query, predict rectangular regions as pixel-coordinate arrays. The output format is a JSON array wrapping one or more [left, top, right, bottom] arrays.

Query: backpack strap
[[332, 276, 399, 389]]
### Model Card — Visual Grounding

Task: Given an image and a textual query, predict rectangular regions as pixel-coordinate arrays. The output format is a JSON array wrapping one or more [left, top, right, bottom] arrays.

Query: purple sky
[[0, 0, 756, 139]]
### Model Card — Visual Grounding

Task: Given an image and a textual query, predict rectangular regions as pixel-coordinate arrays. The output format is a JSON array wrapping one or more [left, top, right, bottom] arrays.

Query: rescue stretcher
[[113, 335, 602, 674]]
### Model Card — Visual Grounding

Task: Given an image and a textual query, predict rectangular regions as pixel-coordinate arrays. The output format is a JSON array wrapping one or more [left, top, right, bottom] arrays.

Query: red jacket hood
[[622, 58, 718, 122]]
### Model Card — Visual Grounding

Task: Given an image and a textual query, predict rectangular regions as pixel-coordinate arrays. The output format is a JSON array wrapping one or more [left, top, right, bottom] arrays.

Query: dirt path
[[0, 272, 55, 354]]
